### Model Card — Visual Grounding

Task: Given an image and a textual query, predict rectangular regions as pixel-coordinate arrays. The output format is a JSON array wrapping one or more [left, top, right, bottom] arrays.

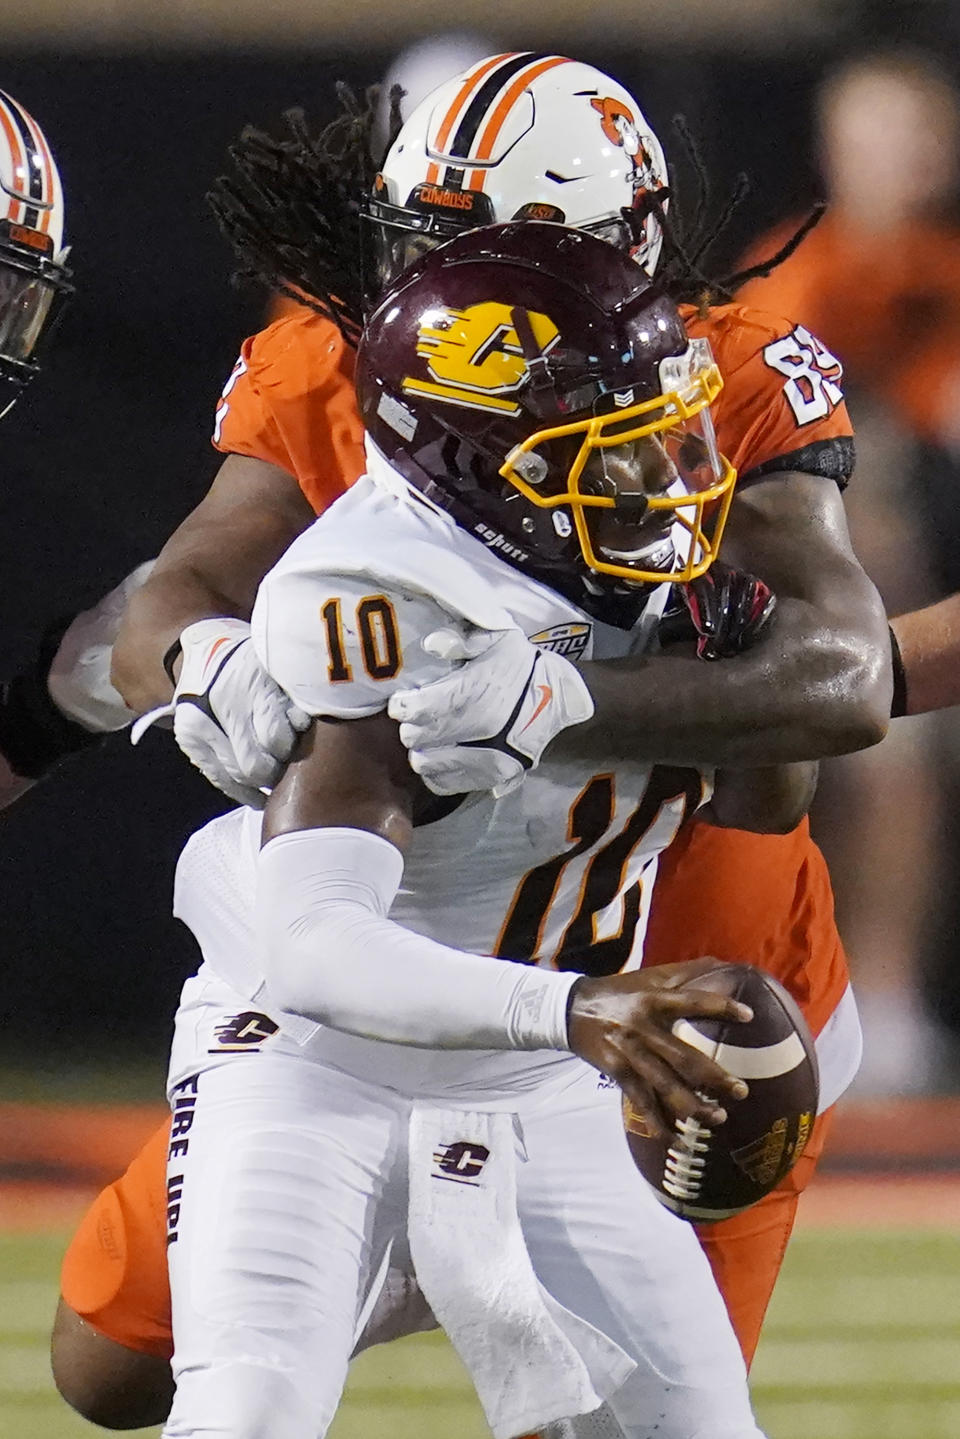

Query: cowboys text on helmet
[[367, 54, 668, 290]]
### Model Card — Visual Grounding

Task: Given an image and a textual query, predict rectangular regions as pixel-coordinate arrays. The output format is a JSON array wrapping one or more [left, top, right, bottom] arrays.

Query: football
[[624, 964, 819, 1221]]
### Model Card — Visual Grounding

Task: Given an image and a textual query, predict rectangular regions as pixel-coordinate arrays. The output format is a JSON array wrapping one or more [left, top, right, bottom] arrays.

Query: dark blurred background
[[1, 0, 959, 1089]]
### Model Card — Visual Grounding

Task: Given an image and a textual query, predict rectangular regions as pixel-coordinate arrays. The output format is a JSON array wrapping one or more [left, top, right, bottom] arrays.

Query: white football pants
[[162, 971, 765, 1439]]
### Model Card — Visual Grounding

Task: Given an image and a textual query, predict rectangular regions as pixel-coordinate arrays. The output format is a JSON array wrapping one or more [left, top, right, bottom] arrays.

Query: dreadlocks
[[650, 115, 825, 309], [208, 84, 403, 345], [209, 90, 822, 345]]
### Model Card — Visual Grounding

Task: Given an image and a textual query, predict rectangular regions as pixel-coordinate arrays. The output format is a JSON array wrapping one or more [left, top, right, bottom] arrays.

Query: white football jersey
[[175, 448, 711, 1099]]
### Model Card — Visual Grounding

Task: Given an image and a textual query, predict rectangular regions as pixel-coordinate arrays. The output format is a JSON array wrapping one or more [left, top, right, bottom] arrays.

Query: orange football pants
[[60, 1117, 173, 1360], [640, 815, 843, 1366], [695, 1105, 831, 1368], [60, 1104, 831, 1371]]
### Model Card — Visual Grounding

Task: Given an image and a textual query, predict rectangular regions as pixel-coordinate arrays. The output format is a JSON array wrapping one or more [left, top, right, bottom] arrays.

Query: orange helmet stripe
[[25, 108, 56, 234], [466, 55, 569, 192], [425, 52, 519, 184], [0, 98, 26, 224]]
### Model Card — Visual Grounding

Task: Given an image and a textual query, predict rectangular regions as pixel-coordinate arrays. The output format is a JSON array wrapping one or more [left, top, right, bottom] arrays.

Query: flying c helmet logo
[[403, 300, 559, 415]]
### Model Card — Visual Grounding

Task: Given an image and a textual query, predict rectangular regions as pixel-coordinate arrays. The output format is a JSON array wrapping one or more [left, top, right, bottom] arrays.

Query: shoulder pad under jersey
[[252, 565, 471, 718], [684, 303, 853, 483], [211, 309, 366, 511], [251, 479, 515, 719]]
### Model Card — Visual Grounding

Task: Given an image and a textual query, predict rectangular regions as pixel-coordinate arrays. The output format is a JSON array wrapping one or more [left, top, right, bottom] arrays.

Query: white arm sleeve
[[257, 827, 579, 1051]]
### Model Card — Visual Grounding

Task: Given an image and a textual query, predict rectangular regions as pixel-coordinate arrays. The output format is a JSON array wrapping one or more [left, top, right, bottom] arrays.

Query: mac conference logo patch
[[529, 622, 592, 662]]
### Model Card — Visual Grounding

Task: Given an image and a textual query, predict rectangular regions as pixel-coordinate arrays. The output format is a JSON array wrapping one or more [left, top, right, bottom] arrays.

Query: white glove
[[388, 626, 595, 797], [46, 560, 155, 732], [132, 617, 311, 808]]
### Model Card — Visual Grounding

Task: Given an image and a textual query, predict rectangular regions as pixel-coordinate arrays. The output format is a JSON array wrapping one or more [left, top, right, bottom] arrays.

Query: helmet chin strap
[[510, 306, 556, 395]]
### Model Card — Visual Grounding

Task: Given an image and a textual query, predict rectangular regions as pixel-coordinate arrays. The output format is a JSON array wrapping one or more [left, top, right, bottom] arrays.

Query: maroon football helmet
[[356, 221, 736, 621]]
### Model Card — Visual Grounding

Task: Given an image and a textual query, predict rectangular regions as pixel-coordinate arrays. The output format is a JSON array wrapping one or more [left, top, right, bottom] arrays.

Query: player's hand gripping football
[[660, 560, 776, 660], [132, 617, 310, 807], [388, 626, 594, 798], [566, 958, 752, 1139]]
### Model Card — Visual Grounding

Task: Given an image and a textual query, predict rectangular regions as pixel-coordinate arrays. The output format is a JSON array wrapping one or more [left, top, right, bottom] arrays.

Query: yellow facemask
[[499, 341, 736, 585]]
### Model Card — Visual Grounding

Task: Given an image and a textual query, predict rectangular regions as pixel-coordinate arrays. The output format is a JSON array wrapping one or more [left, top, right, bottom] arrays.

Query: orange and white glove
[[133, 617, 310, 807], [388, 626, 594, 798]]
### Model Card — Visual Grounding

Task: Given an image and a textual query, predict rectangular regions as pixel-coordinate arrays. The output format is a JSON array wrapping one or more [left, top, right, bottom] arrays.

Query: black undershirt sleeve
[[737, 436, 856, 493]]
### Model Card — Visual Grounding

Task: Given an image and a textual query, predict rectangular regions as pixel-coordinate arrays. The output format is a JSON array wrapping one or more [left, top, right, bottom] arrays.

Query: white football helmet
[[0, 89, 71, 415], [367, 53, 668, 290]]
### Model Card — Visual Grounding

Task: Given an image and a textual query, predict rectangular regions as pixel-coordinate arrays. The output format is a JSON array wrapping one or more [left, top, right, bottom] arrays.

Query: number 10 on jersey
[[320, 595, 402, 683]]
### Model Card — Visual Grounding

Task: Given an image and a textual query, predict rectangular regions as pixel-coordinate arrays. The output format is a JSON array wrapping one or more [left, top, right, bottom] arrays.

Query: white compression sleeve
[[257, 827, 579, 1051]]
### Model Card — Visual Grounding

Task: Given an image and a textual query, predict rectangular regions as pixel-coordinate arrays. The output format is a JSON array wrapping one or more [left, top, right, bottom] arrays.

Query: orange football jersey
[[212, 310, 366, 514], [213, 301, 853, 515], [643, 817, 848, 1038], [650, 303, 853, 1038], [683, 301, 853, 483]]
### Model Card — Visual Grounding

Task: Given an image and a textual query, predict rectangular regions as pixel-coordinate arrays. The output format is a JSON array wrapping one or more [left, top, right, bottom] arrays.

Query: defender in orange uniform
[[56, 58, 889, 1428]]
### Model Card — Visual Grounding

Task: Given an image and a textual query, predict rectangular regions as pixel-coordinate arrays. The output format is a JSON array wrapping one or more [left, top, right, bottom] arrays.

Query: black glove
[[659, 561, 777, 661]]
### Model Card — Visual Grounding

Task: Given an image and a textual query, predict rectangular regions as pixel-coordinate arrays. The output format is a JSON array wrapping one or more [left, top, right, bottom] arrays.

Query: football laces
[[663, 1107, 713, 1202]]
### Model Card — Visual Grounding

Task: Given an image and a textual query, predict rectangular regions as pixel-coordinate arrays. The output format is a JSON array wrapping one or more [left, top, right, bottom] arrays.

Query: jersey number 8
[[763, 324, 843, 427]]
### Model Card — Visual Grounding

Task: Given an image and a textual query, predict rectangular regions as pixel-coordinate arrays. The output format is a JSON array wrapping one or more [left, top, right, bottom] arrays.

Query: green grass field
[[3, 1228, 959, 1439]]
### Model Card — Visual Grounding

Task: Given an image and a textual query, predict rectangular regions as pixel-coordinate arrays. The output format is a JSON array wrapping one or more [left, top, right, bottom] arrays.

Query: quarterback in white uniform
[[160, 223, 811, 1439]]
